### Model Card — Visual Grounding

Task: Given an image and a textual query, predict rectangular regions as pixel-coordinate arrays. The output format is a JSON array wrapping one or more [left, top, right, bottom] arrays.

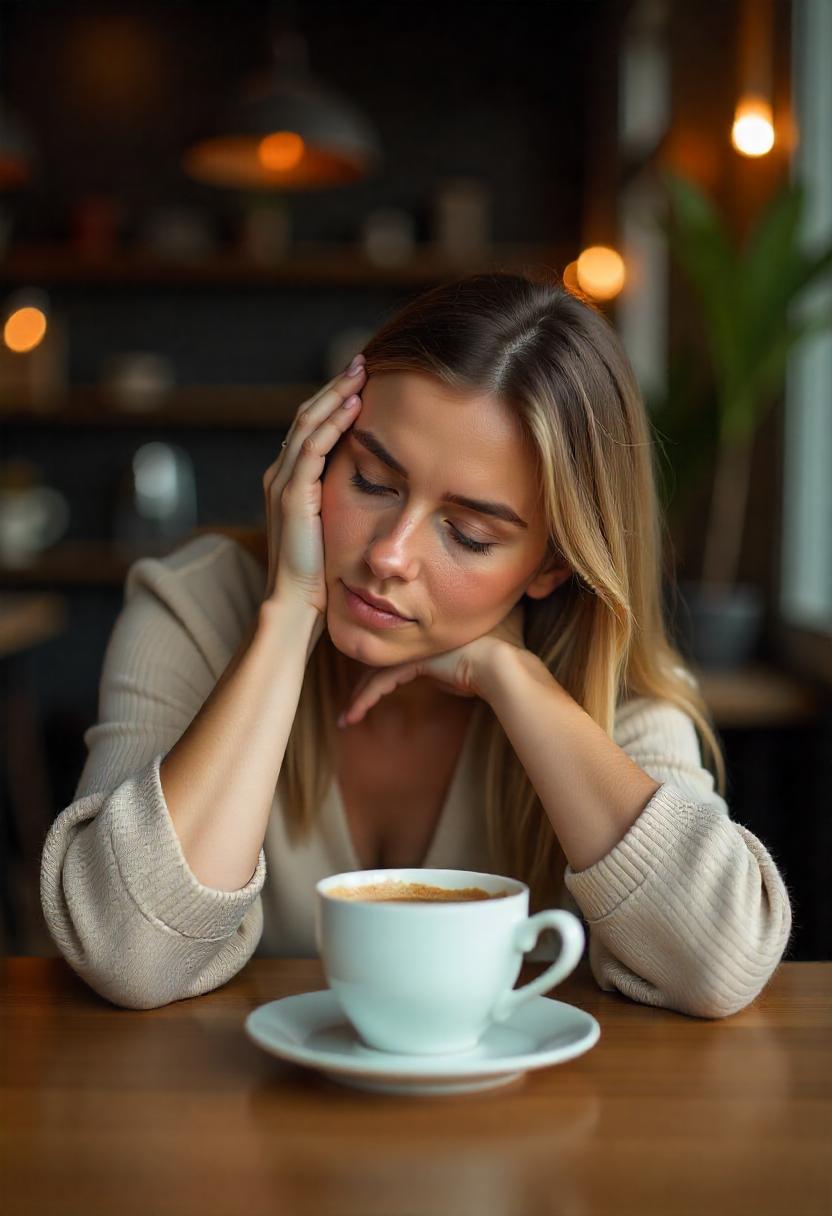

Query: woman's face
[[320, 370, 566, 669]]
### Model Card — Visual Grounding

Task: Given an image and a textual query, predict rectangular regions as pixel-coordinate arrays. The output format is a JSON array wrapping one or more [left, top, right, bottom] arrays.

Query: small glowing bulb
[[576, 246, 626, 300], [563, 260, 581, 295], [4, 306, 47, 353], [258, 131, 305, 172], [732, 96, 775, 157]]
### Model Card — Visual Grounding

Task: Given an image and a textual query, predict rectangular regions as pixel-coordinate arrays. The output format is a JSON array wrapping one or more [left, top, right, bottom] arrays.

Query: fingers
[[260, 362, 364, 500], [337, 664, 421, 728], [288, 362, 367, 451], [261, 356, 366, 595], [303, 354, 367, 416], [286, 392, 363, 489], [271, 355, 364, 476], [338, 684, 378, 728]]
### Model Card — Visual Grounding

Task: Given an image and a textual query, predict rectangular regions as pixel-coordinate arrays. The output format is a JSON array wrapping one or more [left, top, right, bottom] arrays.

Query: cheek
[[429, 564, 523, 639], [432, 567, 484, 616]]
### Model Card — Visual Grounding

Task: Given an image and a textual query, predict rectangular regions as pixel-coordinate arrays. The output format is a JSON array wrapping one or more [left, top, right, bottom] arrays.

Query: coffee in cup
[[324, 878, 509, 902], [315, 867, 585, 1056]]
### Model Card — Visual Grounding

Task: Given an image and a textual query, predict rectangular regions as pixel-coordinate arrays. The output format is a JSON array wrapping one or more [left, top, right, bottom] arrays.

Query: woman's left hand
[[337, 599, 527, 727]]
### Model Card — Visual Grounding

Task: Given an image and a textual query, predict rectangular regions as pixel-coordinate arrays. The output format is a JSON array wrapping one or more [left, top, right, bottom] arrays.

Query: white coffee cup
[[315, 867, 585, 1056]]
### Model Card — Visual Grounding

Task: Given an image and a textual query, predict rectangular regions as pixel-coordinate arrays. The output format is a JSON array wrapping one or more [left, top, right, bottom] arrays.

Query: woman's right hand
[[261, 353, 367, 627]]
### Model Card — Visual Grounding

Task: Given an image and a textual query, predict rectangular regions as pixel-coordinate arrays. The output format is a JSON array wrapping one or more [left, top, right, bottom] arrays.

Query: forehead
[[358, 371, 538, 490]]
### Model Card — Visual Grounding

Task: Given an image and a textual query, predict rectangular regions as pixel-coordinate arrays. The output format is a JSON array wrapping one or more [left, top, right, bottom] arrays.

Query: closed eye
[[348, 468, 496, 556]]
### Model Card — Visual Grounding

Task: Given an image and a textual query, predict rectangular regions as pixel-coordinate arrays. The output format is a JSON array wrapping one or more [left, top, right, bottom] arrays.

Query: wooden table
[[1, 957, 829, 1216]]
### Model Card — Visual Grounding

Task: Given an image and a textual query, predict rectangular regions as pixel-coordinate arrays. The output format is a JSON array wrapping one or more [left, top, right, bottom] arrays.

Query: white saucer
[[245, 990, 600, 1096]]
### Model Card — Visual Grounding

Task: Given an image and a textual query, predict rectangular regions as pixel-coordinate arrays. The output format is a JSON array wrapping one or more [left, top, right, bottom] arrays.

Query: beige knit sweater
[[40, 533, 792, 1014]]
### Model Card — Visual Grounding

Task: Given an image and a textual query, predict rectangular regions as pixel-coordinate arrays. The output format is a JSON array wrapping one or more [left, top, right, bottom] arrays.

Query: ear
[[524, 549, 572, 601]]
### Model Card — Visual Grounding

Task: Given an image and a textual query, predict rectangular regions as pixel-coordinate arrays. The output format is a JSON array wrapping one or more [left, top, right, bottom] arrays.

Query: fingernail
[[342, 394, 360, 409], [346, 356, 365, 375]]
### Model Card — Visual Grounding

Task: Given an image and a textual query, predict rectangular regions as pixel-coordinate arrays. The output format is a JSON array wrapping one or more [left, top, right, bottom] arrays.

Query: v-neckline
[[331, 701, 481, 872]]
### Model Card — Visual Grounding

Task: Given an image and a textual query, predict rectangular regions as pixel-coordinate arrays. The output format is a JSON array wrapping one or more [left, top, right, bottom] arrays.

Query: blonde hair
[[211, 272, 725, 914]]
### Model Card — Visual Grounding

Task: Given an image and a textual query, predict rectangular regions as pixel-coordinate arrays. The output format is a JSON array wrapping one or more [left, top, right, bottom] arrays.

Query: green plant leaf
[[720, 308, 832, 446], [792, 242, 832, 308], [662, 173, 742, 406], [740, 183, 804, 326], [660, 170, 832, 585], [741, 205, 832, 386], [665, 173, 832, 441]]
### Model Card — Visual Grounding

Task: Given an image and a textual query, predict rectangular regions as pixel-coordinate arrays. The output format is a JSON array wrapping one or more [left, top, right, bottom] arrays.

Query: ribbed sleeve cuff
[[563, 783, 708, 923], [107, 753, 268, 940]]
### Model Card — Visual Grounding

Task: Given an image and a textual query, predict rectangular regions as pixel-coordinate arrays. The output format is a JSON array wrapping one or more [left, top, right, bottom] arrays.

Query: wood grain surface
[[1, 957, 829, 1216]]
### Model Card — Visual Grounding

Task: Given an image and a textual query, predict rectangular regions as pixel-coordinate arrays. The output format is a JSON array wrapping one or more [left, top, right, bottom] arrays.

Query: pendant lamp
[[181, 31, 382, 191]]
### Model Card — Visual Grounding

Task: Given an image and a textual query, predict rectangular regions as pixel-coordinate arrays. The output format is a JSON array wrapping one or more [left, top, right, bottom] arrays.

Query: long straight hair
[[211, 272, 725, 914]]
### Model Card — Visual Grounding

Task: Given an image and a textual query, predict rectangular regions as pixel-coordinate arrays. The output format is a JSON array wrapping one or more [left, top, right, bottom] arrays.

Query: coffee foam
[[325, 879, 509, 902]]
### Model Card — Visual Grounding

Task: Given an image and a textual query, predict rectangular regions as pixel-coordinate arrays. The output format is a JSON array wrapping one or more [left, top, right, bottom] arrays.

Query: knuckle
[[300, 434, 318, 454]]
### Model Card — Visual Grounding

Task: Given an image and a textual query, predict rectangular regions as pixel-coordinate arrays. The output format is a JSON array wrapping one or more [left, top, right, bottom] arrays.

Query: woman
[[40, 272, 791, 1014]]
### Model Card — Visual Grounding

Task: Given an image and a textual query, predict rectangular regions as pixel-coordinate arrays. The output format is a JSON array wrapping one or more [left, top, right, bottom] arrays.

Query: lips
[[344, 581, 413, 620]]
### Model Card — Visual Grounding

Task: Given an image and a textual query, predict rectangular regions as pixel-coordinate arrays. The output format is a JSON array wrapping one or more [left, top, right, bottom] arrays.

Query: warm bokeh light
[[4, 306, 47, 353], [258, 131, 305, 173], [562, 260, 581, 295], [576, 246, 626, 300], [731, 96, 775, 157]]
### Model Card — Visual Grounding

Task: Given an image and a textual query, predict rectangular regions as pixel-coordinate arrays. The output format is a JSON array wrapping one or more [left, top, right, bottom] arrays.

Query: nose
[[363, 511, 422, 583]]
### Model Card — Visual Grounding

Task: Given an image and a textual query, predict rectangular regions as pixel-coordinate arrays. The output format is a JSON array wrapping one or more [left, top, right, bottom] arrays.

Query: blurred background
[[0, 0, 829, 958]]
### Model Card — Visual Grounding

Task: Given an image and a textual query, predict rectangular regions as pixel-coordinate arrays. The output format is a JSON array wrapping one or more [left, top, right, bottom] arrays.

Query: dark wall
[[5, 0, 595, 245], [1, 0, 604, 790]]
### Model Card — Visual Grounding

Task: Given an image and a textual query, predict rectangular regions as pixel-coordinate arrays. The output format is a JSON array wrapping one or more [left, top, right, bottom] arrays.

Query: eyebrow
[[351, 428, 528, 529]]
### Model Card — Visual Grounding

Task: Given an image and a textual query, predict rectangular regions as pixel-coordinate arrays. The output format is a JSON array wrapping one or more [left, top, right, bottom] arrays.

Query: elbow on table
[[42, 921, 179, 1010], [64, 939, 258, 1011], [679, 973, 774, 1020], [672, 926, 793, 1020], [598, 957, 786, 1020], [602, 911, 795, 1020], [45, 899, 265, 1012], [68, 959, 183, 1011]]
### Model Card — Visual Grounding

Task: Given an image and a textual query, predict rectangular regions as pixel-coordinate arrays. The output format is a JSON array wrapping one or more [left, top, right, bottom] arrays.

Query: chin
[[325, 610, 399, 664], [327, 607, 437, 671]]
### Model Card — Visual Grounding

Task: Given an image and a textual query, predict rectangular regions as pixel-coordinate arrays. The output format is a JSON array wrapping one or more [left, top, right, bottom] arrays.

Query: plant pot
[[677, 582, 765, 670]]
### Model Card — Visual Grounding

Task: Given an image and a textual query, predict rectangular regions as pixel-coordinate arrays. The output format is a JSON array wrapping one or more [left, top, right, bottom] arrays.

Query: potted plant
[[655, 172, 832, 668]]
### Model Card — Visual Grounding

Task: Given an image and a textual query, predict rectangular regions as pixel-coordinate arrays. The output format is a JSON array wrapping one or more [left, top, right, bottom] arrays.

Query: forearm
[[478, 646, 660, 872], [160, 597, 319, 891]]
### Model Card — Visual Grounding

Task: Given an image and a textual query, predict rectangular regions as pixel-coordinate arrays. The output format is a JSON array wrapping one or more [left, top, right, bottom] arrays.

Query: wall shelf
[[1, 385, 311, 429], [0, 242, 569, 288]]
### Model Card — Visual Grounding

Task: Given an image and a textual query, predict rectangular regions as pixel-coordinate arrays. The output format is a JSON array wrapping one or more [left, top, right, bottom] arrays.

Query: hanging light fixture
[[731, 0, 776, 158], [182, 29, 382, 191]]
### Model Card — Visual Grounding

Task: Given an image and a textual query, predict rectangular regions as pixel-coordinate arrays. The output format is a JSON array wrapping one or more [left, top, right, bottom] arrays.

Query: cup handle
[[490, 909, 585, 1023]]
